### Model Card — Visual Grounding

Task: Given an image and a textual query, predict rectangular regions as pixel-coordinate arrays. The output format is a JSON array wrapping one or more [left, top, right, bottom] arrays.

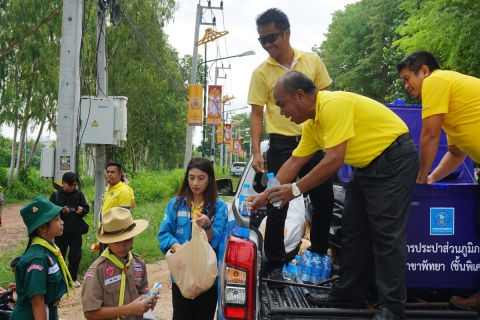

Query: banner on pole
[[227, 142, 233, 152], [206, 85, 222, 126], [188, 84, 203, 126], [224, 124, 232, 144], [234, 138, 241, 154], [216, 123, 224, 144]]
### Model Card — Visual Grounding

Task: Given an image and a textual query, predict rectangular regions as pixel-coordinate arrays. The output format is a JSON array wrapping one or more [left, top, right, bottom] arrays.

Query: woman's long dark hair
[[176, 157, 218, 219]]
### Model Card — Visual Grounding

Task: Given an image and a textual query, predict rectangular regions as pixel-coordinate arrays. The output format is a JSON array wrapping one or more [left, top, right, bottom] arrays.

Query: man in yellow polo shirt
[[397, 50, 480, 310], [99, 162, 133, 253], [102, 162, 133, 216], [250, 71, 419, 320], [248, 8, 334, 285]]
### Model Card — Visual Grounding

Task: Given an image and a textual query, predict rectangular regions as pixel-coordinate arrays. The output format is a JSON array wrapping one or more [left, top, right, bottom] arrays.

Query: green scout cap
[[20, 196, 63, 236]]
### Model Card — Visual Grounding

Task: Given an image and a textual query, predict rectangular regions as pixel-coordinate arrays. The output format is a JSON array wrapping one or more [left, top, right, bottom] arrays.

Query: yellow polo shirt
[[101, 181, 132, 219], [422, 70, 480, 163], [293, 91, 408, 168], [248, 47, 331, 136]]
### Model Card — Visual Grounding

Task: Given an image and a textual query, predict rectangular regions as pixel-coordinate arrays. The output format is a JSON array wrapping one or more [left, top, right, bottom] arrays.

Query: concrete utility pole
[[93, 4, 108, 228], [55, 0, 83, 186], [183, 2, 222, 170]]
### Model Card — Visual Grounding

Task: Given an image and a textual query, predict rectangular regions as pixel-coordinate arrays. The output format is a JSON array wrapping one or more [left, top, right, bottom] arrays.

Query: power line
[[117, 1, 188, 100]]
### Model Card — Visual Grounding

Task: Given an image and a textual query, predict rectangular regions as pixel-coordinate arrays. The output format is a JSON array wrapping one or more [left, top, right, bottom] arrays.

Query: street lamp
[[198, 50, 255, 158]]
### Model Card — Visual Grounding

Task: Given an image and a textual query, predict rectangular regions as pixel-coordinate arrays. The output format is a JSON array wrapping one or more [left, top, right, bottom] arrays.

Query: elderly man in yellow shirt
[[397, 50, 480, 311], [249, 71, 418, 320]]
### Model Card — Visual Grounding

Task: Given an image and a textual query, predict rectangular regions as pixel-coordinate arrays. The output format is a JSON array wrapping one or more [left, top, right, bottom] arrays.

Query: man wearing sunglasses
[[248, 8, 334, 286]]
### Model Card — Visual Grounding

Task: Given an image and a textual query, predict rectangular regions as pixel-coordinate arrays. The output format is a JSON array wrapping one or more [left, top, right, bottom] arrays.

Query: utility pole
[[183, 2, 222, 170], [55, 0, 83, 186], [93, 4, 108, 228]]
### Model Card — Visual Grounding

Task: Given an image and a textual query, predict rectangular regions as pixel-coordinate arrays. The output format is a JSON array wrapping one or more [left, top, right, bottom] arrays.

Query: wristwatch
[[203, 224, 212, 231], [292, 183, 302, 197]]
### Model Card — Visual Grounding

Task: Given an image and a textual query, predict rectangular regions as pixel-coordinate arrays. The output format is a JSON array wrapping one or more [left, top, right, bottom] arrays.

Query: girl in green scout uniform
[[10, 196, 76, 320], [81, 207, 157, 320]]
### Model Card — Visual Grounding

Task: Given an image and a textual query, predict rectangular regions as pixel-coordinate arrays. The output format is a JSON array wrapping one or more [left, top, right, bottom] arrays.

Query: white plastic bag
[[259, 195, 305, 253], [166, 222, 218, 299]]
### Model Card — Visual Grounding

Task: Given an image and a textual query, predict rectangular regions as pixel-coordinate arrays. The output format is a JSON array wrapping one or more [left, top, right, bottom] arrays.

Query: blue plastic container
[[338, 103, 476, 184], [337, 102, 480, 290], [405, 182, 480, 290]]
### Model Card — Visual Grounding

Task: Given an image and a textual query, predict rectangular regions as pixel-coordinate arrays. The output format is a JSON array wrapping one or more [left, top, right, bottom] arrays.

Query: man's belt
[[269, 134, 301, 142], [394, 132, 412, 144]]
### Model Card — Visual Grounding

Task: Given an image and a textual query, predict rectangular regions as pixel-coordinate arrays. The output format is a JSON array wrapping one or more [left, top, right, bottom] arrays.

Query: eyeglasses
[[258, 28, 288, 45], [68, 183, 77, 188]]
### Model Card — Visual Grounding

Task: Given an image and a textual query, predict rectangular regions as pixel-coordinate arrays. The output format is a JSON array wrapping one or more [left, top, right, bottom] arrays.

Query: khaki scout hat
[[97, 207, 148, 243], [20, 196, 63, 236]]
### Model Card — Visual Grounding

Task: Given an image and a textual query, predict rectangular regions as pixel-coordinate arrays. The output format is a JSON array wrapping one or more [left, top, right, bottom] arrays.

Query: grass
[[0, 165, 239, 286]]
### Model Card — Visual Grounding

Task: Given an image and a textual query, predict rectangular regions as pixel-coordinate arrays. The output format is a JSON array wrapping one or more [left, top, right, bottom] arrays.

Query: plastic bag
[[166, 222, 218, 299], [259, 195, 305, 253]]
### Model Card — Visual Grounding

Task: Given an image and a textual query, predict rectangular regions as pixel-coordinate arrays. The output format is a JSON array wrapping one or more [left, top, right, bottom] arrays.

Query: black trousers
[[265, 137, 334, 271], [171, 282, 217, 320], [331, 136, 419, 318], [54, 230, 83, 281]]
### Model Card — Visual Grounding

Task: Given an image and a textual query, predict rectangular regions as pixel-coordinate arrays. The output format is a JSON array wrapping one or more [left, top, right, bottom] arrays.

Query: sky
[[1, 0, 359, 145]]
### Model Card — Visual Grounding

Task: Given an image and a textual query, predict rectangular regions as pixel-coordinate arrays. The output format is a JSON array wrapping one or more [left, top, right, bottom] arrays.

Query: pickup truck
[[215, 103, 480, 320]]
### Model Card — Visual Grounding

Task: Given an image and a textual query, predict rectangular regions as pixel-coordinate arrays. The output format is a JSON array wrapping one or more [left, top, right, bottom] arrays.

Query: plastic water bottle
[[141, 282, 162, 303], [239, 184, 252, 216], [266, 173, 282, 207], [310, 253, 323, 284], [287, 255, 301, 280], [282, 264, 292, 281], [300, 251, 313, 283], [322, 255, 332, 281]]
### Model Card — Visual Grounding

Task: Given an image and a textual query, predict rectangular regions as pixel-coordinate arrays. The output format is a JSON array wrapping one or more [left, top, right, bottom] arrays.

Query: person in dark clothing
[[49, 172, 90, 288]]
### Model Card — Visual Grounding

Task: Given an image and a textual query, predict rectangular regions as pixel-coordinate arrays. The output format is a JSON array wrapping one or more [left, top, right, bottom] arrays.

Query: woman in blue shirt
[[158, 157, 228, 320]]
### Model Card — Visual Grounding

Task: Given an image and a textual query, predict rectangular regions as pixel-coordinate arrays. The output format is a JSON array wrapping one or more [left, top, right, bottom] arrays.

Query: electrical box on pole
[[80, 96, 128, 146]]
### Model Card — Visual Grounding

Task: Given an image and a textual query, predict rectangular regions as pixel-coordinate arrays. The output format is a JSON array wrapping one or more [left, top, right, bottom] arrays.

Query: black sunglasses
[[258, 28, 288, 45]]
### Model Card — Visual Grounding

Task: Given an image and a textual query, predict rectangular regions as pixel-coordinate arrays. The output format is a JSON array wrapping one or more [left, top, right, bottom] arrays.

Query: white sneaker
[[73, 281, 81, 288]]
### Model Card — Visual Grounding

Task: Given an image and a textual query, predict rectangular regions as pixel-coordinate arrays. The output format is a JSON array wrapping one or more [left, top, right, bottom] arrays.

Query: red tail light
[[222, 236, 257, 320]]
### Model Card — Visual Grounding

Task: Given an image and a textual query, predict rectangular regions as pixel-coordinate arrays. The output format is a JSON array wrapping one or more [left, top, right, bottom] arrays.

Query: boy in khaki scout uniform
[[11, 196, 76, 320], [81, 207, 157, 320]]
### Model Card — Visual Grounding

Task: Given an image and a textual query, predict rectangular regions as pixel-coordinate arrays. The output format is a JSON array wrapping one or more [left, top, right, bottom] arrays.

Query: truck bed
[[260, 278, 480, 319]]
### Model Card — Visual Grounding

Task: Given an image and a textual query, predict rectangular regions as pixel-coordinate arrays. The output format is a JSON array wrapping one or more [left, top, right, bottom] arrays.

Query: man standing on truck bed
[[397, 50, 480, 311], [248, 8, 334, 285], [251, 71, 419, 320]]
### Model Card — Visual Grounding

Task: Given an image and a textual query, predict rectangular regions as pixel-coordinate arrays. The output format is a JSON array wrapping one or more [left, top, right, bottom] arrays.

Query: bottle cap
[[267, 172, 274, 179]]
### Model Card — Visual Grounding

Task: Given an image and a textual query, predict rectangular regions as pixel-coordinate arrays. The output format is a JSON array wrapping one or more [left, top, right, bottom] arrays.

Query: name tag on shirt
[[104, 275, 122, 286], [48, 264, 60, 274]]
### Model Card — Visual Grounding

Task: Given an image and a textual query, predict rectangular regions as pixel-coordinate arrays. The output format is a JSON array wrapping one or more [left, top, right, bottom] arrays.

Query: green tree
[[395, 0, 480, 76], [315, 0, 410, 102]]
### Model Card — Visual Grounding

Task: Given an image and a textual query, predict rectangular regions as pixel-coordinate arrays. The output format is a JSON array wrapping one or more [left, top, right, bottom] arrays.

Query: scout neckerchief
[[101, 247, 132, 319], [31, 236, 76, 298]]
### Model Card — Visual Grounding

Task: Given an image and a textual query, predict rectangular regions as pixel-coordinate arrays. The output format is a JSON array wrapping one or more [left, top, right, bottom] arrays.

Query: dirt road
[[0, 204, 173, 319]]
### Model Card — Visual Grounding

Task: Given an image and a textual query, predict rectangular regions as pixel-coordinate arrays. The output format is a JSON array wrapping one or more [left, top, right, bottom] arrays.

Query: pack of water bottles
[[297, 250, 331, 284]]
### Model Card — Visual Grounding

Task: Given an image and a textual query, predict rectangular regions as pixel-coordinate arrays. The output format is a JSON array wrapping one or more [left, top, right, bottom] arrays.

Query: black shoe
[[267, 268, 285, 289], [371, 308, 405, 320], [307, 293, 364, 308]]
